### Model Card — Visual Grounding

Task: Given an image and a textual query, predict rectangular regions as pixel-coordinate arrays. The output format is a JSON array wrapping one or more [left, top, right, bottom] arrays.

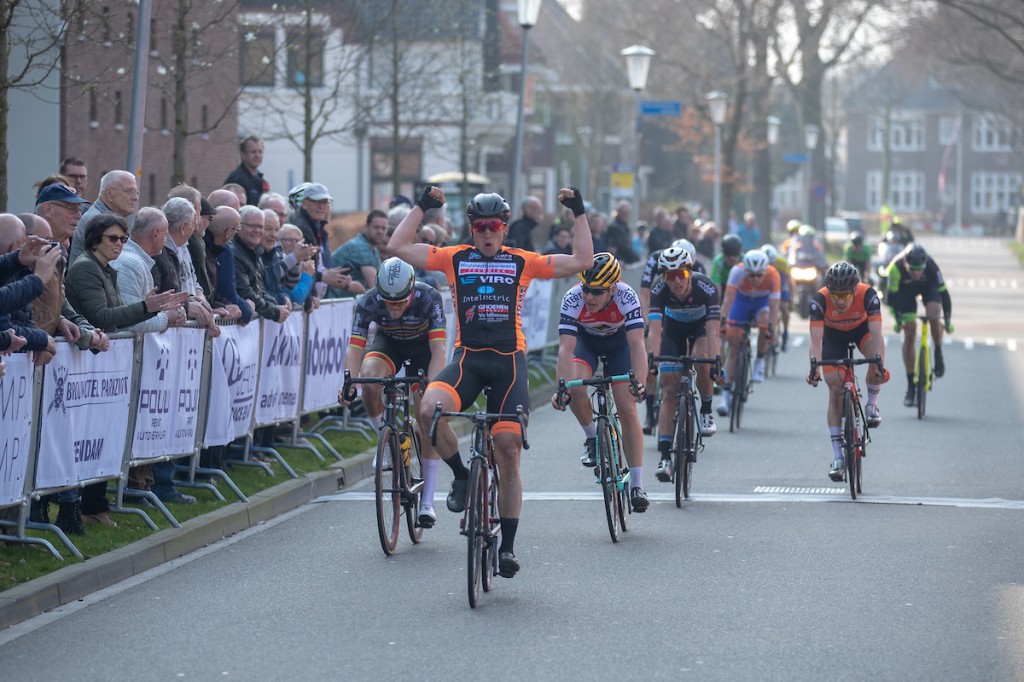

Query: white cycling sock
[[630, 466, 644, 489], [830, 426, 842, 460], [421, 458, 440, 508], [866, 384, 881, 407], [582, 422, 597, 439], [369, 413, 383, 432]]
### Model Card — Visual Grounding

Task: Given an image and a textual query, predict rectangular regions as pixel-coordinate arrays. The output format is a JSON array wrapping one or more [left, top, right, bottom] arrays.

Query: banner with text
[[35, 339, 133, 489], [256, 312, 304, 425], [522, 278, 554, 351], [205, 322, 261, 447], [0, 354, 35, 506], [133, 328, 205, 459], [302, 299, 354, 413]]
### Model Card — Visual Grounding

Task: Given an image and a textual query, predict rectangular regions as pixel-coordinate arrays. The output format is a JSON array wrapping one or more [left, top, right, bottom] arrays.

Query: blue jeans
[[151, 461, 179, 499]]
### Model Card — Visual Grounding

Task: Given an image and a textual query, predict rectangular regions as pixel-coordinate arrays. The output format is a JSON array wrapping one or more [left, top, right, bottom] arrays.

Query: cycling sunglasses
[[664, 269, 692, 282], [908, 263, 925, 272], [829, 290, 854, 301], [471, 219, 505, 233], [581, 286, 609, 296]]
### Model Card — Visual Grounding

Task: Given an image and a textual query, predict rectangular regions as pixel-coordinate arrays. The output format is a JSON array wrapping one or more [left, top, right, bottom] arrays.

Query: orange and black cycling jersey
[[426, 244, 556, 352], [809, 282, 881, 332]]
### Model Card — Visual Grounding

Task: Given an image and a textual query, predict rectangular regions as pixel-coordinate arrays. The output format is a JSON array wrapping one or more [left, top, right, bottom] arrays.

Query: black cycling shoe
[[580, 437, 597, 467], [903, 386, 915, 407], [446, 477, 468, 513], [498, 551, 520, 578], [630, 488, 650, 513], [934, 349, 945, 378]]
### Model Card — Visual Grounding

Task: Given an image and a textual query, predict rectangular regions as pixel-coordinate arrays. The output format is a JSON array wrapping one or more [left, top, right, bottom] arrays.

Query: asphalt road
[[1, 235, 1022, 681]]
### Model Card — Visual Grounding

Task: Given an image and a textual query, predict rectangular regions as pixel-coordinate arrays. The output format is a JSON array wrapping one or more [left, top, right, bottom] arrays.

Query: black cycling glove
[[417, 186, 444, 212], [560, 187, 586, 217]]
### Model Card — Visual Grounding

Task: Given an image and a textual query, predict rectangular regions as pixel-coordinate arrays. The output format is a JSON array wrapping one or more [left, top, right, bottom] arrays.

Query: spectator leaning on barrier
[[330, 209, 387, 298], [277, 224, 317, 305], [167, 184, 215, 301], [0, 216, 62, 354], [260, 207, 298, 305], [204, 206, 253, 324], [162, 197, 222, 337], [65, 213, 188, 528], [287, 182, 348, 302], [70, 170, 137, 265], [0, 215, 56, 360], [232, 205, 289, 322]]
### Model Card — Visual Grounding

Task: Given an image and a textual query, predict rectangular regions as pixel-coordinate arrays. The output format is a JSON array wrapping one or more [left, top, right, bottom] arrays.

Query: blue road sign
[[640, 100, 682, 116], [783, 152, 810, 164]]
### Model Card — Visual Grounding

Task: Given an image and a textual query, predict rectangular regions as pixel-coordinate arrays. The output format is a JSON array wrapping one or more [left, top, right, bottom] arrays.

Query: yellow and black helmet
[[579, 252, 621, 288]]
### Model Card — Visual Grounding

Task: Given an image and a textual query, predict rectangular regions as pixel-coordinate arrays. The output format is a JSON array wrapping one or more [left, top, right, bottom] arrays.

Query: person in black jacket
[[223, 135, 269, 206], [506, 196, 542, 251]]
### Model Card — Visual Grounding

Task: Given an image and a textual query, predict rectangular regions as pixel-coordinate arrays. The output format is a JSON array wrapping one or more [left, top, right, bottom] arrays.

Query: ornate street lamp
[[706, 90, 728, 229], [803, 123, 820, 226], [508, 0, 542, 213], [621, 44, 655, 232]]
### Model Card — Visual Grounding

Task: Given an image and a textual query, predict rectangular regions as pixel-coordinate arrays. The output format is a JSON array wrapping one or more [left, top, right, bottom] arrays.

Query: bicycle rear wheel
[[842, 393, 858, 500], [674, 394, 694, 506], [375, 426, 401, 556], [598, 418, 621, 543], [916, 343, 928, 420], [466, 457, 485, 608], [404, 430, 424, 544], [613, 420, 629, 532]]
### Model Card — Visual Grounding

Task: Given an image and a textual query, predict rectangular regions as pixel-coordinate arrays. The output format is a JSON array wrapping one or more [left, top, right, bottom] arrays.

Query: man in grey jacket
[[111, 207, 187, 334], [69, 170, 138, 265]]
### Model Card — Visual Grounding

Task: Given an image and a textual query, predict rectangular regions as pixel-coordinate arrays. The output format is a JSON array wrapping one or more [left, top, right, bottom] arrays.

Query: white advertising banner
[[205, 322, 261, 447], [133, 328, 205, 459], [0, 354, 34, 506], [302, 299, 354, 413], [522, 278, 554, 351], [255, 312, 303, 425], [36, 339, 134, 489]]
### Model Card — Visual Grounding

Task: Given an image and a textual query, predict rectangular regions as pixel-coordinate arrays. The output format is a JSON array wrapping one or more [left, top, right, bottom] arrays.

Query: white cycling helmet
[[658, 245, 694, 272], [760, 243, 779, 262], [670, 238, 696, 259], [742, 250, 769, 275], [376, 257, 416, 301]]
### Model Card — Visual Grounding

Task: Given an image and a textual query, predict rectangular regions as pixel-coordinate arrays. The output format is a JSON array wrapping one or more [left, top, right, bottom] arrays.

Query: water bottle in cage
[[399, 433, 412, 467]]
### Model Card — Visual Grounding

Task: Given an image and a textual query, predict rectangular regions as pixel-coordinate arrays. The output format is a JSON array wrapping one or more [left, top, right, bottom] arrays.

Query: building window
[[971, 172, 1021, 213], [114, 91, 123, 127], [868, 114, 925, 151], [150, 18, 158, 54], [89, 90, 98, 125], [126, 13, 134, 44], [972, 116, 1014, 152], [102, 6, 111, 45], [286, 29, 324, 88], [370, 136, 422, 208], [240, 29, 276, 87], [148, 173, 157, 206], [160, 98, 167, 130], [866, 170, 925, 212]]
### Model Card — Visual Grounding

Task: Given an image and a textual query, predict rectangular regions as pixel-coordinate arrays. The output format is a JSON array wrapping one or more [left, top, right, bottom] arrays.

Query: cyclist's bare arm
[[386, 187, 445, 270], [646, 318, 663, 360], [549, 188, 594, 277], [807, 325, 824, 384], [426, 338, 447, 382]]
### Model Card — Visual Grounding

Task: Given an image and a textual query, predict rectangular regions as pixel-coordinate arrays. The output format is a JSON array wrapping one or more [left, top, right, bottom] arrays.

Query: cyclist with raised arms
[[551, 253, 650, 512], [646, 246, 722, 481], [339, 257, 447, 527], [761, 243, 793, 350], [717, 250, 780, 416], [807, 261, 887, 480], [885, 243, 952, 407], [388, 185, 593, 579]]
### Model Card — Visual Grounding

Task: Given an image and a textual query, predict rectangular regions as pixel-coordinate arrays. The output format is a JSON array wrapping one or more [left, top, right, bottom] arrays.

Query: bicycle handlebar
[[809, 354, 884, 372], [342, 369, 426, 399], [429, 402, 530, 450], [555, 370, 644, 406]]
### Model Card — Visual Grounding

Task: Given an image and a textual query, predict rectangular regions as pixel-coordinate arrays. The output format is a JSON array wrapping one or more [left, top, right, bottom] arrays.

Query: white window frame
[[970, 172, 1022, 213], [867, 113, 925, 151], [972, 116, 1013, 152], [866, 170, 925, 212]]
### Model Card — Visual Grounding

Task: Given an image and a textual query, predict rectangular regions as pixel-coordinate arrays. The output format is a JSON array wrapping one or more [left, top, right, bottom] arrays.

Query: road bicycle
[[729, 322, 754, 433], [342, 368, 426, 556], [765, 318, 783, 378], [913, 314, 936, 419], [810, 347, 883, 500], [651, 353, 721, 506], [555, 365, 642, 542], [429, 397, 528, 609]]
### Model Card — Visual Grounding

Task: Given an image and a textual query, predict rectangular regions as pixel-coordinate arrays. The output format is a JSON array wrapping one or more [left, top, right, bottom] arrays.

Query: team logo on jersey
[[477, 285, 495, 294], [465, 306, 477, 323]]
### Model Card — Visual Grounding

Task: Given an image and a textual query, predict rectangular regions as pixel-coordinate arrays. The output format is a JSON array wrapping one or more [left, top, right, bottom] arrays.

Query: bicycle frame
[[914, 314, 934, 419]]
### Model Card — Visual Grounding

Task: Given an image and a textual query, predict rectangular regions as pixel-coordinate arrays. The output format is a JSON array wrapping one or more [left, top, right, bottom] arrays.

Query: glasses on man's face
[[829, 290, 854, 302], [471, 219, 505, 233], [581, 286, 609, 297], [908, 264, 925, 273], [121, 187, 140, 197], [280, 237, 299, 244], [665, 269, 692, 282], [102, 233, 129, 245], [240, 222, 264, 230], [66, 174, 87, 181], [747, 272, 764, 279]]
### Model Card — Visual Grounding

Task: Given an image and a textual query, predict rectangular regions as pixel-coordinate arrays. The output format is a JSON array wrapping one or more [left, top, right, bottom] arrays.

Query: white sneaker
[[417, 505, 437, 528], [752, 359, 766, 383], [716, 391, 731, 417], [699, 412, 717, 436]]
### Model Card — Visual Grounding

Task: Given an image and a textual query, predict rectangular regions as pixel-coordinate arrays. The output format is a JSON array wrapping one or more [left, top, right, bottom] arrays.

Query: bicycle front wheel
[[842, 392, 858, 500], [404, 430, 425, 544], [466, 457, 485, 608], [731, 349, 748, 433], [597, 418, 621, 543], [375, 426, 401, 556], [482, 460, 499, 593], [916, 343, 929, 420], [674, 394, 694, 506]]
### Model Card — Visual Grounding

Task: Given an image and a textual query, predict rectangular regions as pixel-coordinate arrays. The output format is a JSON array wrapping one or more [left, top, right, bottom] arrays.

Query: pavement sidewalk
[[0, 380, 558, 631]]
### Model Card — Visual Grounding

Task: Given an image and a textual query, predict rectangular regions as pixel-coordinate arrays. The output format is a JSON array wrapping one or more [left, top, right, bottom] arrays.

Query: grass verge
[[1008, 240, 1024, 266]]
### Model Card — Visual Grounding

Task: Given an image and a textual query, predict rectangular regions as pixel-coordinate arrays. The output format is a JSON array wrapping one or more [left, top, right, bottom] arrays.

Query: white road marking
[[322, 490, 1024, 510]]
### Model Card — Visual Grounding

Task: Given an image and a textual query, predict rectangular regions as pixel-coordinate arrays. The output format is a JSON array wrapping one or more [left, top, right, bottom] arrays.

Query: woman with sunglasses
[[885, 243, 952, 407], [387, 184, 594, 579], [551, 252, 651, 512], [807, 261, 887, 481], [717, 249, 781, 417], [646, 246, 723, 482]]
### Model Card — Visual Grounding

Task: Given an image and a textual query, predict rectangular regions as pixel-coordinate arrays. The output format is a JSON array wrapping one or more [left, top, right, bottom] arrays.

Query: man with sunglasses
[[339, 257, 448, 527], [717, 249, 781, 416], [646, 246, 722, 481], [807, 261, 887, 480], [387, 185, 593, 579], [886, 243, 952, 407], [551, 252, 651, 512]]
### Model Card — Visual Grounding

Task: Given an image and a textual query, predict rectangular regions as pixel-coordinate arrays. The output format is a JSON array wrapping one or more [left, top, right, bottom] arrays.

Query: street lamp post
[[803, 123, 820, 227], [621, 45, 655, 233], [766, 115, 780, 238], [706, 90, 728, 229], [509, 0, 542, 213]]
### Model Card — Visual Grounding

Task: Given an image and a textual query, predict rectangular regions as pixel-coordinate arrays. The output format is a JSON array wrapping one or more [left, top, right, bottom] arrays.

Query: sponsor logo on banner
[[257, 314, 303, 423], [224, 336, 258, 424], [306, 326, 346, 377], [0, 355, 33, 506], [302, 299, 355, 413]]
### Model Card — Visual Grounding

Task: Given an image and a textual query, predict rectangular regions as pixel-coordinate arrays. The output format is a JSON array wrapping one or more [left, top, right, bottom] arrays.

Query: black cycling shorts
[[430, 347, 529, 436], [822, 321, 872, 361], [366, 334, 432, 378]]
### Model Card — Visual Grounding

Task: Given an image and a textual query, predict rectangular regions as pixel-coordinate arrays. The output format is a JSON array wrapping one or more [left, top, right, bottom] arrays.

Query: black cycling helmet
[[905, 243, 928, 267], [850, 231, 864, 243], [466, 192, 511, 225], [579, 252, 621, 288], [825, 261, 860, 291], [721, 233, 743, 256]]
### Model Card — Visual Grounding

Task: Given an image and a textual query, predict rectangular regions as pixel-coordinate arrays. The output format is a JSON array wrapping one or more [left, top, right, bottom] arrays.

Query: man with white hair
[[232, 205, 289, 322], [69, 170, 137, 264], [162, 197, 221, 337], [111, 207, 186, 334]]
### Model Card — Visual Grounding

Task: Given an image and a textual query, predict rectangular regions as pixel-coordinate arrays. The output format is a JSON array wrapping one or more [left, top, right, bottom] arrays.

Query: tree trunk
[[0, 15, 9, 212], [302, 4, 314, 181], [172, 0, 188, 186]]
